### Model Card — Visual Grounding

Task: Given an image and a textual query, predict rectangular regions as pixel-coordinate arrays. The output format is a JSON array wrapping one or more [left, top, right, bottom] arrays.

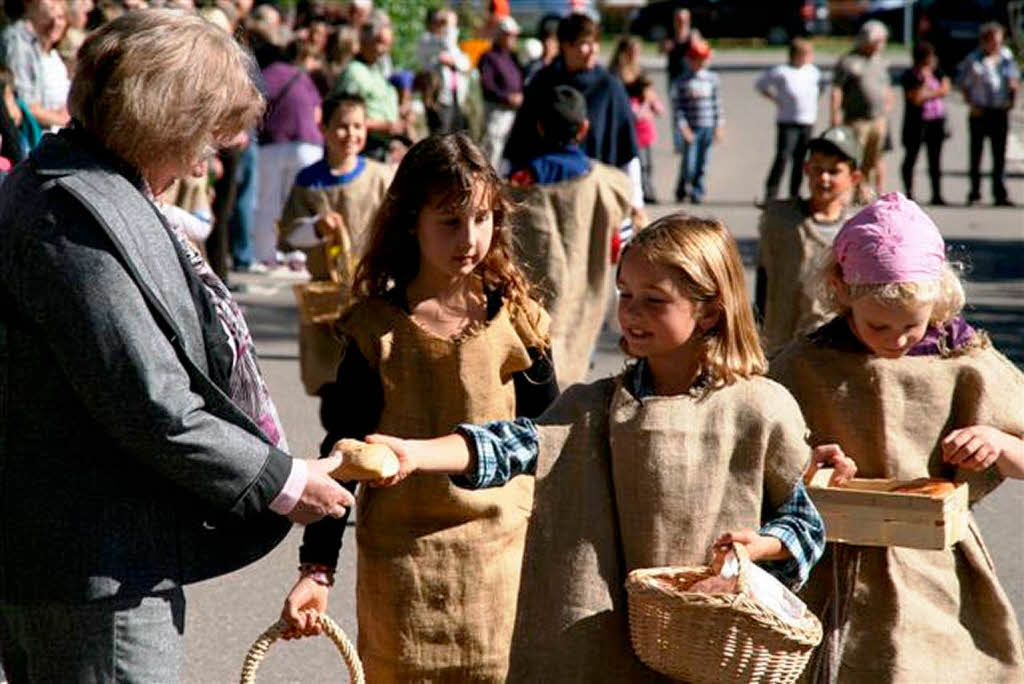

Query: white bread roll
[[328, 438, 400, 481]]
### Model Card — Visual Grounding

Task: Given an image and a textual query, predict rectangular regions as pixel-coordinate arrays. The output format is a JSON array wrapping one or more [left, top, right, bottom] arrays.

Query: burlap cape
[[507, 372, 811, 682], [509, 162, 632, 388], [770, 330, 1024, 683], [757, 199, 856, 357], [277, 158, 393, 279], [338, 296, 548, 683], [278, 158, 392, 395]]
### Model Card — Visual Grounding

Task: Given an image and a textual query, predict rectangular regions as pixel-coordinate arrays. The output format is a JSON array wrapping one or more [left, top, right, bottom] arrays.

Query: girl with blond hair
[[367, 213, 830, 680], [770, 192, 1024, 682], [279, 132, 558, 682]]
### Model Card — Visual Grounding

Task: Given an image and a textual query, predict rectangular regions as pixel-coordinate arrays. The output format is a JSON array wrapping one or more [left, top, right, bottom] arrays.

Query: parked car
[[628, 0, 829, 44], [855, 0, 1014, 73], [508, 0, 597, 37]]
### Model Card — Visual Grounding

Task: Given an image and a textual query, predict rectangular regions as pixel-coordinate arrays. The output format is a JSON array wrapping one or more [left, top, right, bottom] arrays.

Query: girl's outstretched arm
[[366, 417, 541, 489], [366, 432, 476, 486]]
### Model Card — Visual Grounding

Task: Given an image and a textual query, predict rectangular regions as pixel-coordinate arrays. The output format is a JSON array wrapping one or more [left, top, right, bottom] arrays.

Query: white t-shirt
[[755, 63, 821, 125]]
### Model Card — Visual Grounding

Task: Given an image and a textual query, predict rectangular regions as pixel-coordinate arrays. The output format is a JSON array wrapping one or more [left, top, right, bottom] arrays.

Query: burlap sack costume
[[757, 199, 855, 357], [159, 176, 211, 221], [506, 371, 811, 682], [770, 329, 1024, 683], [509, 163, 632, 387], [338, 296, 548, 683], [278, 158, 392, 395]]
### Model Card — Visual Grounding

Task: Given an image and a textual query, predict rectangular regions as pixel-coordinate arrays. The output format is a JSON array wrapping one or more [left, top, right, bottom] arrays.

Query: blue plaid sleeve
[[758, 481, 825, 589], [450, 417, 539, 489]]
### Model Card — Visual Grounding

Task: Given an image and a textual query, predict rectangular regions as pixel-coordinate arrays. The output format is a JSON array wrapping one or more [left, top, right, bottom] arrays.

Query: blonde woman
[[367, 214, 837, 680], [0, 10, 354, 681]]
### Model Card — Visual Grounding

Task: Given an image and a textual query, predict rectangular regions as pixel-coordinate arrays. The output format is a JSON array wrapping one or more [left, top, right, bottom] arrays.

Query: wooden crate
[[806, 469, 969, 550]]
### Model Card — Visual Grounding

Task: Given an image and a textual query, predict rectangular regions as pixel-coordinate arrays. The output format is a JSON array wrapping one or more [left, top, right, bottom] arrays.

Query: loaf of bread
[[889, 479, 957, 497], [328, 439, 400, 481]]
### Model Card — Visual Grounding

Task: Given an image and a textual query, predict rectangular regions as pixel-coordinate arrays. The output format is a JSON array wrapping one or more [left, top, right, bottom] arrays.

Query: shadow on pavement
[[237, 300, 300, 342], [946, 240, 1024, 281], [965, 303, 1024, 365]]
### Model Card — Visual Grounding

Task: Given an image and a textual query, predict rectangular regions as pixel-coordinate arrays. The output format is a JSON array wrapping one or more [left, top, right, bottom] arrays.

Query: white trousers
[[481, 105, 517, 170], [253, 141, 323, 264]]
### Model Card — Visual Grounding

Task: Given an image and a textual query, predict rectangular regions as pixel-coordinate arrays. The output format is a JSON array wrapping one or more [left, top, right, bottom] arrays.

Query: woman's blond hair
[[69, 9, 264, 177], [815, 250, 966, 325], [352, 133, 548, 349], [620, 214, 766, 388]]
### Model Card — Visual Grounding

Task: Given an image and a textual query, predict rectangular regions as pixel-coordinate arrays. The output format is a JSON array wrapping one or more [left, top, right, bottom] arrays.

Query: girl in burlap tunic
[[371, 214, 831, 682], [770, 192, 1024, 683], [277, 93, 393, 396], [278, 133, 558, 683]]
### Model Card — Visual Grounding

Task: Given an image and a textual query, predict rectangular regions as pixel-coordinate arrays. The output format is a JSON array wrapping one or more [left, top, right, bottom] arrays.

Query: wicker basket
[[625, 544, 822, 684], [293, 281, 350, 326], [239, 614, 364, 684]]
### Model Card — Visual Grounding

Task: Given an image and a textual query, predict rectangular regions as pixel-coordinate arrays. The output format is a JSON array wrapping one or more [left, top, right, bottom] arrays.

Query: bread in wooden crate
[[806, 468, 968, 550]]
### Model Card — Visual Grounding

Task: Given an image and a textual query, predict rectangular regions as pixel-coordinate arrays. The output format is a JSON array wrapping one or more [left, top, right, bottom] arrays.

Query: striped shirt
[[671, 68, 724, 130], [454, 361, 825, 589]]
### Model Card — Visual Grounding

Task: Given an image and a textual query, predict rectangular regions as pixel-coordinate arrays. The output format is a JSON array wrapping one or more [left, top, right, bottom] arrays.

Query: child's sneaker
[[285, 250, 307, 271]]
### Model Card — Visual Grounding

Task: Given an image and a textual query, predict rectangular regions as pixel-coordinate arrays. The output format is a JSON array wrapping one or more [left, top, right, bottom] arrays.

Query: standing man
[[522, 13, 559, 84], [331, 10, 404, 160], [416, 7, 470, 134], [831, 20, 892, 197], [504, 13, 645, 226], [479, 15, 523, 168], [957, 22, 1019, 207], [663, 8, 699, 89]]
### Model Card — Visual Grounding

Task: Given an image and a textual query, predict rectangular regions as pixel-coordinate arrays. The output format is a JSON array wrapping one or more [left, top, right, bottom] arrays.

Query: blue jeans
[[0, 589, 185, 683], [229, 137, 258, 269], [675, 126, 714, 201]]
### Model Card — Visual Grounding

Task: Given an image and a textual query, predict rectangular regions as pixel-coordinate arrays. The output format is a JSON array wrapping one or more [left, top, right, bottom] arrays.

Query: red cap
[[687, 39, 711, 60]]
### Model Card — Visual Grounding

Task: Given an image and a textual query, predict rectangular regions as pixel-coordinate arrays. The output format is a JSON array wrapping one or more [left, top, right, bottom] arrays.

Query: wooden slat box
[[806, 469, 969, 550]]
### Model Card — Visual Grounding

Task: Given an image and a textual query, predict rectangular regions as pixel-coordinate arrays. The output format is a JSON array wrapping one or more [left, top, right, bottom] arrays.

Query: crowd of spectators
[[0, 0, 575, 282]]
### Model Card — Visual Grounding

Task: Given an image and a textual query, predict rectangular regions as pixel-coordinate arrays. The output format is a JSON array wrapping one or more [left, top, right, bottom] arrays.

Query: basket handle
[[710, 541, 753, 595], [239, 614, 365, 684]]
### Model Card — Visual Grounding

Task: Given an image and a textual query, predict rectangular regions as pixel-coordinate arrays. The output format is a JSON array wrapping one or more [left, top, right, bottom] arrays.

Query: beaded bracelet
[[299, 563, 336, 587]]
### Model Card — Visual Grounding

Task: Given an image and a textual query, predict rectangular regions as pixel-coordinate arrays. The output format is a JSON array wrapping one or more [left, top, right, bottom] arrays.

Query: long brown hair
[[620, 214, 766, 388], [353, 133, 547, 348]]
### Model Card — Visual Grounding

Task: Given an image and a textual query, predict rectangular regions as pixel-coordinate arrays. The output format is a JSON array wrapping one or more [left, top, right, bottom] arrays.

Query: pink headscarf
[[833, 192, 946, 285]]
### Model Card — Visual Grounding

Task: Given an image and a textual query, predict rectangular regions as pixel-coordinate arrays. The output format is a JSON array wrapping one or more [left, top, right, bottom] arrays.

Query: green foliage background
[[376, 0, 439, 69]]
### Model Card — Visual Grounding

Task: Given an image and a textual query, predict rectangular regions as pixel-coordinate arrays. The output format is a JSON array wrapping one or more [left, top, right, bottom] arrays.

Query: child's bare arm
[[942, 426, 1024, 479], [829, 86, 843, 125], [365, 433, 475, 486], [367, 419, 541, 490], [714, 530, 786, 562]]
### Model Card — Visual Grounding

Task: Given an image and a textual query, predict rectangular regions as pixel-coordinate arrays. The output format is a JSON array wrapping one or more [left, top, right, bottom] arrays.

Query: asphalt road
[[183, 49, 1024, 683]]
